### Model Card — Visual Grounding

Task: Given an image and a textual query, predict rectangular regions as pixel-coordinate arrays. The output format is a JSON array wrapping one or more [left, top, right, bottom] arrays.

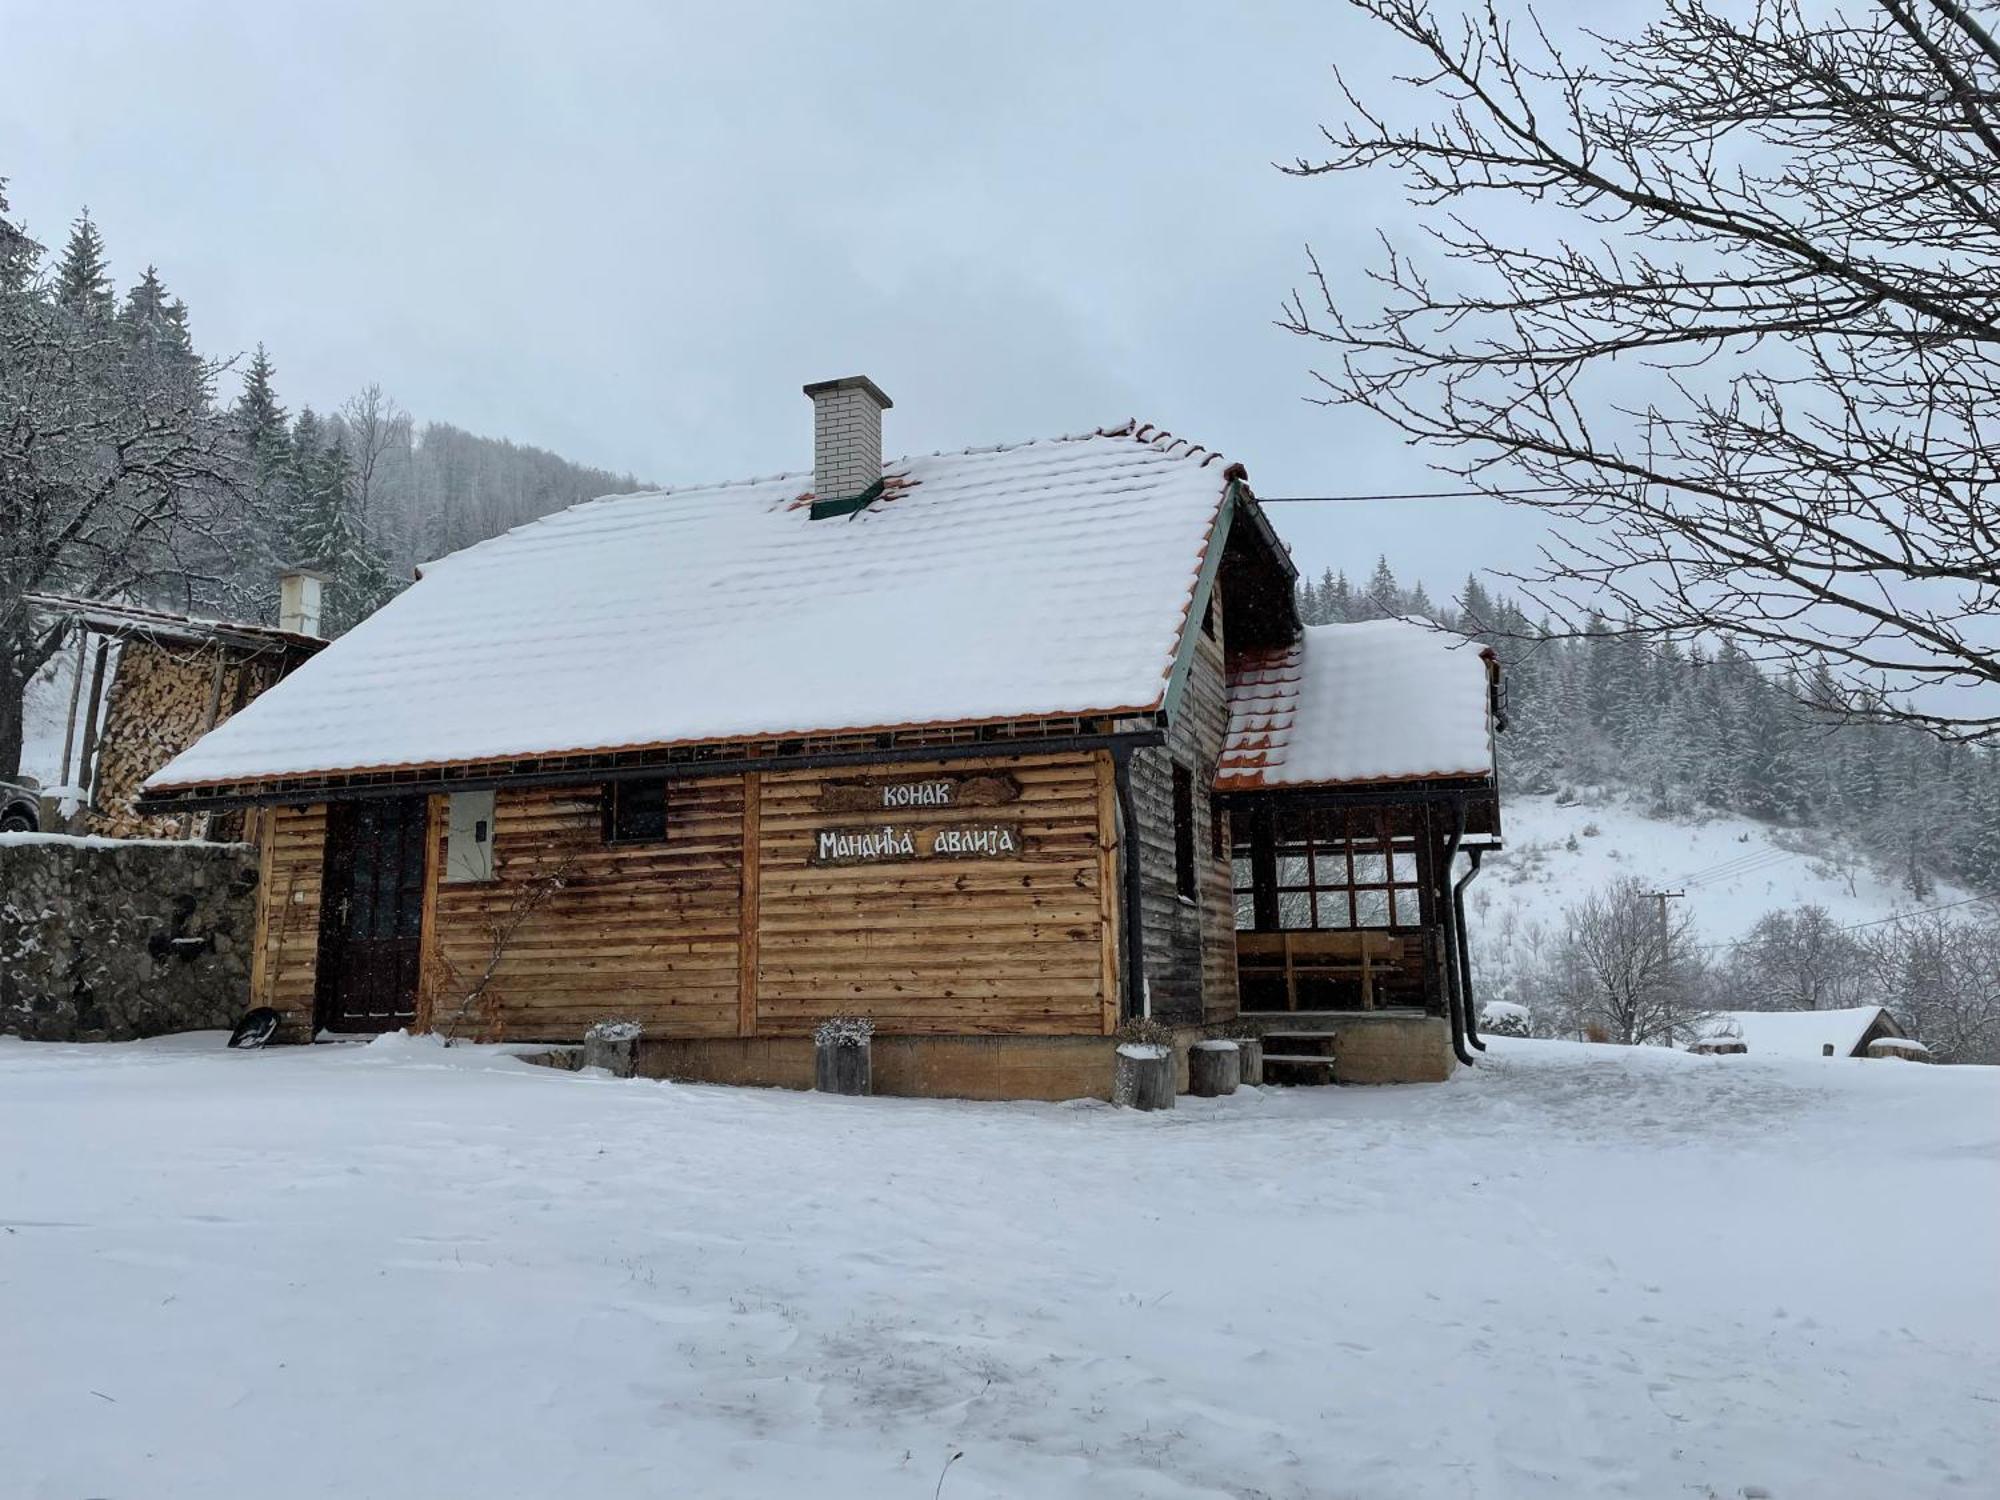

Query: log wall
[[249, 751, 1124, 1047], [1130, 581, 1237, 1025], [753, 753, 1111, 1036], [424, 779, 744, 1041]]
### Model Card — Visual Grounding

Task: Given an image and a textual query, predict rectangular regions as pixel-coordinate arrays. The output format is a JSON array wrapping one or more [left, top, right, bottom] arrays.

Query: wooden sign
[[811, 822, 1025, 866], [816, 772, 1021, 814]]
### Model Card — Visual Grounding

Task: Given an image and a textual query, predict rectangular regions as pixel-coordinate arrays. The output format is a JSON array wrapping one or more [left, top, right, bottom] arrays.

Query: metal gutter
[[1454, 846, 1486, 1053], [1111, 742, 1149, 1022]]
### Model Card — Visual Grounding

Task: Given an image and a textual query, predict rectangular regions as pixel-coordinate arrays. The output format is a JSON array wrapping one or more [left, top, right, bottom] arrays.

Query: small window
[[603, 778, 668, 844], [443, 790, 495, 883], [1201, 596, 1217, 640], [1172, 763, 1196, 900]]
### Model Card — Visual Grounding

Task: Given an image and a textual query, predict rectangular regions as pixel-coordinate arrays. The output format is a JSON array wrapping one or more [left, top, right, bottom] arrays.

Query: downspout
[[1438, 800, 1474, 1068], [1455, 846, 1486, 1051], [1111, 744, 1148, 1021]]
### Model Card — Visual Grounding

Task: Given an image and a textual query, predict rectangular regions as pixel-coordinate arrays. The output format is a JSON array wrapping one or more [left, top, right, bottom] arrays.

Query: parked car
[[1, 776, 43, 833]]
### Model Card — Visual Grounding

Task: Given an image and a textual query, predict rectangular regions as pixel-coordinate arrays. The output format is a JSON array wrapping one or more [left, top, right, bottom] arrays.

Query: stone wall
[[0, 833, 259, 1041]]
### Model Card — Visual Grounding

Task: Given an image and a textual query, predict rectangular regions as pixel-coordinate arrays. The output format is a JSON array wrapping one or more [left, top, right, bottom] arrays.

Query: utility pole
[[1648, 888, 1680, 936], [1644, 889, 1686, 953]]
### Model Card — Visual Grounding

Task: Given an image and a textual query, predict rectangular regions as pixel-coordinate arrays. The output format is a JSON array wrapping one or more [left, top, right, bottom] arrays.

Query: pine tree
[[0, 178, 38, 292], [54, 209, 114, 321], [1458, 574, 1495, 637], [1363, 556, 1400, 619], [118, 265, 193, 361]]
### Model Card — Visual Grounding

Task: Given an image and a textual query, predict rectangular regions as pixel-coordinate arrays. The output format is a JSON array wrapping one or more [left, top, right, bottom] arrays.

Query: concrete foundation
[[636, 1032, 1155, 1101]]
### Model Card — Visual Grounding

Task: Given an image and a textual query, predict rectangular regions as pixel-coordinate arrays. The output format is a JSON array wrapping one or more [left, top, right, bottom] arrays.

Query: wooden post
[[1095, 751, 1119, 1035], [738, 771, 760, 1037], [413, 794, 445, 1033], [1112, 1043, 1174, 1109], [56, 626, 86, 790], [1188, 1039, 1241, 1097], [72, 639, 111, 817]]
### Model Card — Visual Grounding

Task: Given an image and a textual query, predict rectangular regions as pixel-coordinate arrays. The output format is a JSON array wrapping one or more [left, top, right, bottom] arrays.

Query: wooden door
[[317, 795, 430, 1032]]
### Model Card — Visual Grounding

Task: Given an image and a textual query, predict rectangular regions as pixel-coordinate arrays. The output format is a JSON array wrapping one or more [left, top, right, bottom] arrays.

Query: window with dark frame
[[1231, 806, 1422, 932], [602, 778, 668, 844], [1172, 763, 1197, 900]]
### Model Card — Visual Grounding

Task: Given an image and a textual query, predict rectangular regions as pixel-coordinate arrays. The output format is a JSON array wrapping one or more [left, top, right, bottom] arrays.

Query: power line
[[1698, 890, 1999, 951], [1258, 485, 1576, 504]]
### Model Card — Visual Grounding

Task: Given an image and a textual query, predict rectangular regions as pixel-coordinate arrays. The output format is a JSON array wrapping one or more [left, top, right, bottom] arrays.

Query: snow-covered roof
[[1694, 1007, 1897, 1059], [27, 592, 323, 654], [1217, 619, 1496, 789], [146, 423, 1237, 792]]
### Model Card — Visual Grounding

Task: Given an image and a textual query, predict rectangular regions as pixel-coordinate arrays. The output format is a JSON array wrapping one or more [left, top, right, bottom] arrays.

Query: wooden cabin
[[138, 376, 1504, 1098]]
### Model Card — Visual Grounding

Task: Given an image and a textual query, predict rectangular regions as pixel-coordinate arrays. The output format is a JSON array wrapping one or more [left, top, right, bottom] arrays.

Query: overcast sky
[[1, 1, 1558, 594]]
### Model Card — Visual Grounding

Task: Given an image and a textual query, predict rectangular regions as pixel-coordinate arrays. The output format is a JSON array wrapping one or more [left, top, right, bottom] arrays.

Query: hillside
[[1471, 790, 1974, 974]]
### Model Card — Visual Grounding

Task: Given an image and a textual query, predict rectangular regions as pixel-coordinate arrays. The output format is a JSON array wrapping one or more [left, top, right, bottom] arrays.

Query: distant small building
[[1691, 1005, 1916, 1060], [26, 574, 326, 841]]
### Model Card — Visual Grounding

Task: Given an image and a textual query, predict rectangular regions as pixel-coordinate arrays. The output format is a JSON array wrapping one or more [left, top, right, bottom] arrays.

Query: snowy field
[[2, 1036, 1995, 1499]]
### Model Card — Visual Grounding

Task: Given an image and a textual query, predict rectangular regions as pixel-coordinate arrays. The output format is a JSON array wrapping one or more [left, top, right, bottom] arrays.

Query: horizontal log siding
[[427, 779, 742, 1041], [1131, 581, 1236, 1025], [754, 753, 1109, 1036], [250, 802, 328, 1041]]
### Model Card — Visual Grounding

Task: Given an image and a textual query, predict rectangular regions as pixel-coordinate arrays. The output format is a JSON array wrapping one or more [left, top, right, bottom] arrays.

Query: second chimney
[[803, 375, 892, 518], [278, 567, 328, 639]]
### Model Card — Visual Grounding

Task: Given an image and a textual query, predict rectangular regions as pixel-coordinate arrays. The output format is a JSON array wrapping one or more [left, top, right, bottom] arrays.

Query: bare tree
[[337, 382, 411, 551], [0, 278, 240, 778], [1283, 0, 2000, 742], [1723, 904, 1872, 1011], [1861, 906, 2000, 1062], [1551, 877, 1708, 1044]]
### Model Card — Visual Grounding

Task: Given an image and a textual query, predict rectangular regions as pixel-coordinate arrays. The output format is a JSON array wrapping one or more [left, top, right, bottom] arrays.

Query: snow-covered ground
[[2, 1034, 1993, 1498], [1472, 791, 1973, 962]]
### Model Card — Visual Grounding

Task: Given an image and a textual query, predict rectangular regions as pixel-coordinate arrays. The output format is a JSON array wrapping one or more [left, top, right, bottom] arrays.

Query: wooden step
[[1259, 1032, 1339, 1056], [1260, 1052, 1339, 1066]]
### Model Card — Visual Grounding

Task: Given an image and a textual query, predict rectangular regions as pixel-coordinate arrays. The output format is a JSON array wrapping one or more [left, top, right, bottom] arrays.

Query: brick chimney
[[278, 567, 327, 638], [803, 375, 892, 518]]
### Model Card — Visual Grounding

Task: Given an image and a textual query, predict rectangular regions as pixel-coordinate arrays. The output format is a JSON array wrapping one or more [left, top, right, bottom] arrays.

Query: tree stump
[[583, 1019, 641, 1078], [1232, 1035, 1264, 1086], [814, 1024, 874, 1095], [1112, 1043, 1175, 1110], [1188, 1039, 1241, 1097]]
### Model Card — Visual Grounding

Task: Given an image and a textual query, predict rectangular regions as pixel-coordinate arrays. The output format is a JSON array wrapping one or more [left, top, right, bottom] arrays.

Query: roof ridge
[[419, 418, 1236, 575]]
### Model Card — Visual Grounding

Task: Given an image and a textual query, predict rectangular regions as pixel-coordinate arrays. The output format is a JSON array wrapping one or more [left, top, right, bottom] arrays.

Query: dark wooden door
[[317, 796, 429, 1032]]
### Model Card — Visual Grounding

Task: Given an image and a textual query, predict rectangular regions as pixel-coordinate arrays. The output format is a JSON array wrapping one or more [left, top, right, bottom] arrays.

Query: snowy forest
[[1301, 559, 2000, 896], [0, 184, 640, 778], [1299, 563, 2000, 1062]]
